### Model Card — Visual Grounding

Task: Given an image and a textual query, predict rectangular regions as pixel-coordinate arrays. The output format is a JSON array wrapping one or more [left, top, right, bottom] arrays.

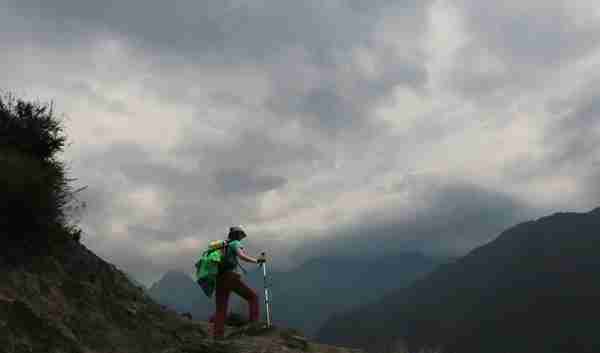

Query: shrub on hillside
[[0, 94, 82, 261], [0, 96, 66, 160]]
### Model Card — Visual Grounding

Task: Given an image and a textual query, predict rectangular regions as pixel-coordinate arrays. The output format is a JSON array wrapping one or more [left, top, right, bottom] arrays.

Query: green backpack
[[195, 240, 229, 297]]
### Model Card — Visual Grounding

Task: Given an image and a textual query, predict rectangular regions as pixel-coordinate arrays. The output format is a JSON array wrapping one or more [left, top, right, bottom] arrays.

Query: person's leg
[[230, 275, 260, 322], [214, 274, 232, 338]]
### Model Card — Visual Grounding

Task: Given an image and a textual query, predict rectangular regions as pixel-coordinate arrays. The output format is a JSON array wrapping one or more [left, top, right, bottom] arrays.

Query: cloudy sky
[[2, 0, 600, 284]]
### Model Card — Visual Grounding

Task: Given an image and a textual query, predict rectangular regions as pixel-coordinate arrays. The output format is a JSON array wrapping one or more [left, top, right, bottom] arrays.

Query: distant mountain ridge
[[150, 251, 443, 337], [147, 270, 214, 320], [269, 252, 442, 337], [317, 207, 600, 353]]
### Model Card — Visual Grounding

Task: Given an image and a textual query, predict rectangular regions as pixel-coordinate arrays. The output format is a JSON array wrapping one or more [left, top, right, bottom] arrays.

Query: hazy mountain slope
[[152, 252, 442, 338], [317, 207, 600, 353], [148, 270, 213, 318], [267, 253, 441, 337]]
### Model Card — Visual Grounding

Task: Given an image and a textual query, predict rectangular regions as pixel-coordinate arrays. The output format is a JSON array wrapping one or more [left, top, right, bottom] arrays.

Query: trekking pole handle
[[258, 252, 267, 265]]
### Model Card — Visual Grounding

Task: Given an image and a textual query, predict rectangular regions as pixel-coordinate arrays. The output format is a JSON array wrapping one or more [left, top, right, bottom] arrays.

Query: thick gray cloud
[[548, 84, 600, 167], [4, 0, 429, 62], [501, 77, 600, 203], [266, 50, 427, 135], [457, 1, 600, 66], [5, 0, 432, 135], [2, 0, 600, 285], [542, 79, 600, 205], [447, 0, 600, 102], [291, 179, 539, 261], [215, 168, 286, 195]]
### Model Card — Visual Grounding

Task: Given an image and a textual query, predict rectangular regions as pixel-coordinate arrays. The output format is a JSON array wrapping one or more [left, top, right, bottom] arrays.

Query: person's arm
[[236, 248, 259, 264]]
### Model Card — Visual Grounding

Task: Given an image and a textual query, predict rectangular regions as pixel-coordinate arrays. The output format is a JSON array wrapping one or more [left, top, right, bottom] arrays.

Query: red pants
[[213, 271, 259, 338]]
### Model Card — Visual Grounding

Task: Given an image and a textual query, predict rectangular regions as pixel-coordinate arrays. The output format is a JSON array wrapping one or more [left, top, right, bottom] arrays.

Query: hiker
[[212, 226, 265, 339]]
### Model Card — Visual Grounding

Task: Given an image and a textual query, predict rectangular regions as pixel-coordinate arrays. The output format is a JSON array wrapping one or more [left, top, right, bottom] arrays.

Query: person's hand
[[257, 254, 266, 264]]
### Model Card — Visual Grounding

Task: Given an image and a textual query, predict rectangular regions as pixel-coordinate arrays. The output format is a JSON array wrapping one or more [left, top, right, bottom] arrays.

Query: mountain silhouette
[[147, 270, 212, 317], [317, 207, 600, 353]]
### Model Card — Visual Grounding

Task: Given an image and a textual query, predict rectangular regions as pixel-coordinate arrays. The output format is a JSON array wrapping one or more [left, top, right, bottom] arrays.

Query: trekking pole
[[260, 252, 272, 328]]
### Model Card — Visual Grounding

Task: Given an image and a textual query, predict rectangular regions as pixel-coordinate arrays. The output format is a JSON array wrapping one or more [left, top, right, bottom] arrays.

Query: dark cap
[[228, 226, 247, 240]]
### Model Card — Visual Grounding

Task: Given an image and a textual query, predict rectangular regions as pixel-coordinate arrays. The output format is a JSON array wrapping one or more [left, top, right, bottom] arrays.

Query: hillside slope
[[317, 207, 600, 353], [0, 238, 363, 353]]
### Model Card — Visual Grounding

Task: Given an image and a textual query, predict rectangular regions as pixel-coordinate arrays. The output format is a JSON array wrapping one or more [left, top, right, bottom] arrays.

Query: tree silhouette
[[1, 94, 84, 264]]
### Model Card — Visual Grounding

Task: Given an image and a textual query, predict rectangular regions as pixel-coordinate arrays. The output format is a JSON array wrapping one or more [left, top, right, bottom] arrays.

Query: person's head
[[228, 226, 247, 241]]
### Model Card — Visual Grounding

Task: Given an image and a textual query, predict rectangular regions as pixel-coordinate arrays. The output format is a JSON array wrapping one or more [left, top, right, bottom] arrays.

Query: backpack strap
[[219, 239, 247, 275], [218, 241, 230, 274], [237, 261, 247, 275]]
